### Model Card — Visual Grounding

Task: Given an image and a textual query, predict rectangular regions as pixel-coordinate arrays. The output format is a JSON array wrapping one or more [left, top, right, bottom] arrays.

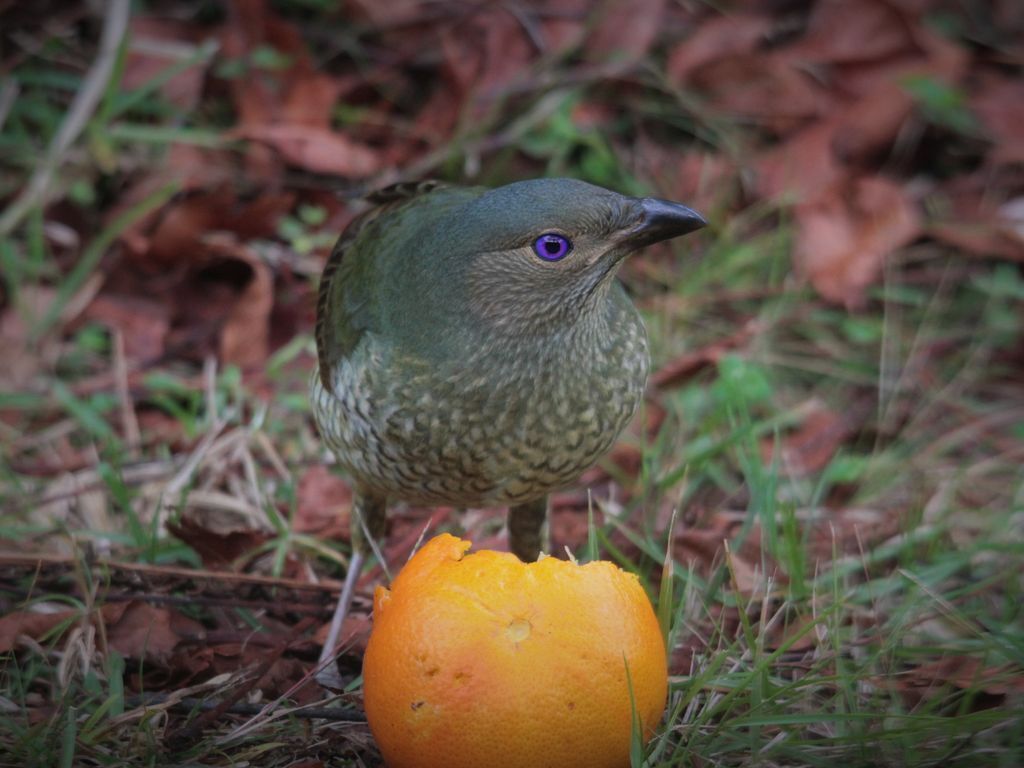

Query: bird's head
[[426, 179, 705, 335]]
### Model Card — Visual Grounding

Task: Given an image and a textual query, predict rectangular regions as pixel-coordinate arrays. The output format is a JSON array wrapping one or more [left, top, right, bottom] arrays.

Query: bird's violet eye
[[532, 233, 572, 262]]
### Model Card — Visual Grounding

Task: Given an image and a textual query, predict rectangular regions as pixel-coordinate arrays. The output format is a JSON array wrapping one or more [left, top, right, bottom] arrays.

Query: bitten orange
[[362, 534, 668, 768]]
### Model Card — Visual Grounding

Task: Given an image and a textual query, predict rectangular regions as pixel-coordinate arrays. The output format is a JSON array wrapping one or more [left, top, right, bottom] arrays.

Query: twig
[[0, 77, 19, 132], [0, 552, 344, 594], [124, 693, 366, 722], [80, 591, 330, 615], [112, 329, 141, 457], [0, 0, 131, 238], [203, 355, 218, 425], [163, 421, 229, 499], [2, 458, 179, 513]]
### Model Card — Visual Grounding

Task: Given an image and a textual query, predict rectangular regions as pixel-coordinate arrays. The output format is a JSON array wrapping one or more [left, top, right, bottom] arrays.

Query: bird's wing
[[315, 180, 449, 391]]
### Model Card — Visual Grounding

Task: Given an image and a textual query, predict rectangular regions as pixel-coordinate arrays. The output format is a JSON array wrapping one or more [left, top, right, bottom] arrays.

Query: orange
[[362, 534, 668, 768]]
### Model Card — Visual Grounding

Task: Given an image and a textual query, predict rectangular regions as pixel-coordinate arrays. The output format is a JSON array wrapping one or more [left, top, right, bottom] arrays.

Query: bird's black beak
[[623, 197, 706, 251]]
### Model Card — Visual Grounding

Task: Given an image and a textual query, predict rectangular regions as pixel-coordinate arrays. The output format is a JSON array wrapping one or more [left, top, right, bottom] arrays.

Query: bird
[[310, 177, 704, 682]]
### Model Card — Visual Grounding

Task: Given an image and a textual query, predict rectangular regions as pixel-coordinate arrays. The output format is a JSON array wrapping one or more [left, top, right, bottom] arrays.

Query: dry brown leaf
[[760, 400, 853, 477], [106, 601, 203, 663], [754, 117, 846, 203], [0, 607, 76, 653], [804, 506, 898, 560], [827, 26, 968, 163], [124, 181, 290, 280], [217, 7, 283, 179], [990, 0, 1024, 64], [233, 124, 380, 177], [585, 0, 665, 68], [161, 263, 266, 364], [723, 549, 763, 597], [210, 239, 274, 370], [928, 173, 1024, 261], [753, 22, 967, 199], [791, 0, 918, 65], [764, 611, 820, 653], [671, 150, 740, 215], [666, 12, 771, 85], [115, 144, 239, 258], [906, 656, 1024, 696], [652, 319, 761, 389], [281, 73, 344, 128], [295, 465, 352, 537], [794, 175, 922, 306], [673, 519, 777, 598], [167, 516, 273, 570], [346, 0, 425, 26], [83, 293, 171, 364], [536, 0, 589, 53], [830, 83, 915, 165], [0, 602, 128, 653], [688, 51, 826, 134], [218, 0, 340, 179], [220, 0, 316, 114], [173, 638, 313, 697], [409, 84, 463, 151], [201, 642, 309, 692], [972, 73, 1024, 167], [107, 185, 293, 368], [227, 191, 299, 241], [831, 24, 968, 100], [141, 186, 236, 267], [440, 6, 533, 112], [124, 17, 211, 110]]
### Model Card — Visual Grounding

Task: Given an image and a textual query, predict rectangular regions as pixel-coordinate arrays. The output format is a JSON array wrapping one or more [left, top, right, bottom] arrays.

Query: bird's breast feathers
[[311, 314, 647, 506]]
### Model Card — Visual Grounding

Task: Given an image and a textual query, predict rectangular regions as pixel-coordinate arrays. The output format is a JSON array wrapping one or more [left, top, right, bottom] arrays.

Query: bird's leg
[[508, 496, 549, 562], [316, 491, 386, 688]]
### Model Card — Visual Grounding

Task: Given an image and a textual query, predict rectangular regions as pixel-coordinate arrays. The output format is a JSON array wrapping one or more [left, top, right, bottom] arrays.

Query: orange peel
[[362, 534, 667, 768]]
